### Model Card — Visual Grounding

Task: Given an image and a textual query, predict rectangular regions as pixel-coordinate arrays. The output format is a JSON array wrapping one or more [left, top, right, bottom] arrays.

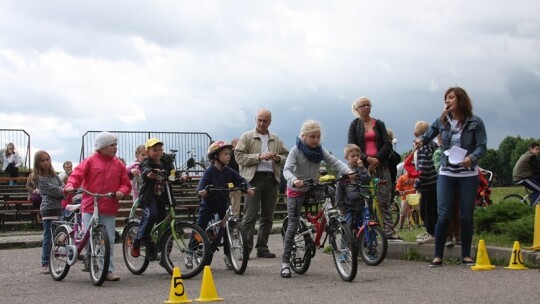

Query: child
[[395, 170, 417, 229], [196, 141, 254, 269], [2, 143, 22, 185], [281, 120, 354, 278], [64, 131, 131, 281], [126, 145, 146, 202], [336, 144, 371, 229], [130, 139, 170, 260], [31, 150, 64, 274]]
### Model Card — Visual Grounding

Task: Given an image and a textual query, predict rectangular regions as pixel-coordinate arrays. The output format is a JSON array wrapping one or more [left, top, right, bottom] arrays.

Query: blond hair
[[344, 144, 361, 157], [387, 128, 395, 140], [351, 97, 371, 117], [414, 121, 429, 137], [299, 120, 322, 138]]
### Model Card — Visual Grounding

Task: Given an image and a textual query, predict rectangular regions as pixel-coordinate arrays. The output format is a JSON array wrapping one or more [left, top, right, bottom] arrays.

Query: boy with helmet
[[196, 141, 254, 268]]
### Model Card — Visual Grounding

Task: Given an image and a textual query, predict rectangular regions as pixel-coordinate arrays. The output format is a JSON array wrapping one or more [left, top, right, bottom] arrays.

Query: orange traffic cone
[[165, 267, 192, 303], [195, 266, 222, 302], [471, 240, 496, 271], [526, 205, 540, 251], [504, 241, 529, 270]]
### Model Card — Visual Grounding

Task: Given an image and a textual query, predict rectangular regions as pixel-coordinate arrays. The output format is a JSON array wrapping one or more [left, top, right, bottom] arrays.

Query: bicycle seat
[[65, 204, 81, 212]]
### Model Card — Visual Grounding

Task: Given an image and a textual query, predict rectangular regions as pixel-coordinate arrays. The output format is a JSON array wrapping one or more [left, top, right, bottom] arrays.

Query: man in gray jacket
[[513, 142, 540, 206], [235, 109, 288, 258]]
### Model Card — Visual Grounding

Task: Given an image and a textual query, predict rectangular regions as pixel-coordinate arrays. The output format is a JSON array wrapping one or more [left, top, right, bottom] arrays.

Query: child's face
[[39, 153, 51, 171], [100, 144, 117, 158], [345, 150, 361, 168], [147, 144, 164, 162], [136, 149, 147, 162], [303, 130, 321, 149], [217, 148, 231, 165]]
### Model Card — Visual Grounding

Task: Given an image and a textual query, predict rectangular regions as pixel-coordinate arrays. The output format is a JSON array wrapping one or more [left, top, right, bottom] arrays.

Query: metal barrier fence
[[80, 131, 213, 167], [0, 129, 31, 170]]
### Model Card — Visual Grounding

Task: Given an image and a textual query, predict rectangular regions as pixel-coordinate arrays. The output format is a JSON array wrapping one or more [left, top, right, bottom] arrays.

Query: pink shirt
[[364, 129, 378, 157]]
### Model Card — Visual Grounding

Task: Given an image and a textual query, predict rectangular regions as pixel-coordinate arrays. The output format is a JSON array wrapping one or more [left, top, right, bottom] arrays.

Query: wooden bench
[[0, 200, 40, 231]]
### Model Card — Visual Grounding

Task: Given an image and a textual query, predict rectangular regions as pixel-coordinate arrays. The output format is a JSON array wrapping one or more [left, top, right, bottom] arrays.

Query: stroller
[[475, 168, 493, 208]]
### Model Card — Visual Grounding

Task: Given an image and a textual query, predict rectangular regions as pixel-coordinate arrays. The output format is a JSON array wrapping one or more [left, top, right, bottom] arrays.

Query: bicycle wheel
[[89, 224, 110, 286], [281, 217, 314, 274], [122, 222, 149, 274], [390, 198, 400, 227], [330, 222, 358, 282], [49, 226, 71, 281], [161, 222, 210, 279], [502, 194, 527, 206], [227, 220, 249, 274], [358, 224, 387, 266]]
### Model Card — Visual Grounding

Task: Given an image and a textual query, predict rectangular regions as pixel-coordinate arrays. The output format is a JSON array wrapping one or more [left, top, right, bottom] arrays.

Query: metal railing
[[0, 129, 31, 171], [80, 131, 213, 167]]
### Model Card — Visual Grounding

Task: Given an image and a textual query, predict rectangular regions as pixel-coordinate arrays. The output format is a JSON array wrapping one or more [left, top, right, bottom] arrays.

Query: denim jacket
[[420, 115, 487, 169]]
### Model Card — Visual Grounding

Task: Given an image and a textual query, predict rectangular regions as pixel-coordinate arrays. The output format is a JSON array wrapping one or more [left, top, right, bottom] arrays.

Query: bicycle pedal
[[292, 257, 303, 267]]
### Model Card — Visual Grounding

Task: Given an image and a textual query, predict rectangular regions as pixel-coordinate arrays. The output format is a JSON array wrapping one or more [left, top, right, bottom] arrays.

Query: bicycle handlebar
[[203, 183, 254, 193], [67, 188, 115, 198]]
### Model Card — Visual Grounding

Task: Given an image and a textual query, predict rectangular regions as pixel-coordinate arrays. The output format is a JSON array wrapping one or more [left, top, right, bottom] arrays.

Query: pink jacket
[[65, 153, 132, 216]]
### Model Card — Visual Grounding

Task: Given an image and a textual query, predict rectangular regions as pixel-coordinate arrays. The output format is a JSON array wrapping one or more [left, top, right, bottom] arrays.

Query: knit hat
[[94, 132, 118, 151]]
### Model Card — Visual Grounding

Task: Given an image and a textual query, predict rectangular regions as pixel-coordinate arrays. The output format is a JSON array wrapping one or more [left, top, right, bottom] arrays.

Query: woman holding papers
[[413, 87, 487, 267]]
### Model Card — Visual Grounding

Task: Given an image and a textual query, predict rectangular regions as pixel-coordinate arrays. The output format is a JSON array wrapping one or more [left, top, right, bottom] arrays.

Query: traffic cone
[[471, 240, 496, 271], [165, 267, 192, 303], [194, 266, 223, 302], [526, 205, 540, 251], [504, 241, 529, 270]]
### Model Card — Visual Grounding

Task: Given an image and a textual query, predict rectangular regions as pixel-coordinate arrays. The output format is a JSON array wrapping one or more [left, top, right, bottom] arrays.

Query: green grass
[[490, 186, 527, 204]]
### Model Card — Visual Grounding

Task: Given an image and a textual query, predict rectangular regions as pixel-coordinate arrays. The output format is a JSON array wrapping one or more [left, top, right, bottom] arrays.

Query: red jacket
[[65, 152, 131, 216]]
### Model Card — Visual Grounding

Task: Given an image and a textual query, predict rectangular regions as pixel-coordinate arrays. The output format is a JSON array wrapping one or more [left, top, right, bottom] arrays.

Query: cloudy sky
[[1, 0, 539, 170]]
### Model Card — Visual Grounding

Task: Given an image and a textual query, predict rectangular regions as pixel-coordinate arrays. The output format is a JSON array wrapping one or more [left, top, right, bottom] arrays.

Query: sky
[[1, 0, 539, 171]]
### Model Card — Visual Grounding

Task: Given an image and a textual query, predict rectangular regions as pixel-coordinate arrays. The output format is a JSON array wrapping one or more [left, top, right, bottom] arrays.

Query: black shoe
[[429, 259, 442, 268], [146, 242, 158, 261], [461, 259, 475, 266], [257, 250, 276, 258]]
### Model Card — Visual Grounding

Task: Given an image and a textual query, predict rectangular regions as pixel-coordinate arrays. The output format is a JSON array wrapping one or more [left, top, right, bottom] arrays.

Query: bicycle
[[281, 175, 358, 282], [476, 168, 493, 208], [199, 183, 251, 274], [503, 179, 539, 207], [49, 189, 114, 286], [395, 189, 422, 229], [347, 178, 388, 266], [175, 148, 206, 176], [122, 170, 210, 279]]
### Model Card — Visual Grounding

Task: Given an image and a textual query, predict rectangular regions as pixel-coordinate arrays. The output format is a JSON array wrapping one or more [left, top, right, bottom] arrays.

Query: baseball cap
[[145, 138, 164, 149]]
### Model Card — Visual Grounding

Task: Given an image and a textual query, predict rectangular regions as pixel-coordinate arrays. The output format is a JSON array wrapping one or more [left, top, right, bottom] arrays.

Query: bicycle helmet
[[207, 140, 233, 161]]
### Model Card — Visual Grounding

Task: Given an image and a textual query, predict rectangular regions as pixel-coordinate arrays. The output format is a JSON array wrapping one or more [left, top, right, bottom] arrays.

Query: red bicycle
[[280, 175, 358, 282]]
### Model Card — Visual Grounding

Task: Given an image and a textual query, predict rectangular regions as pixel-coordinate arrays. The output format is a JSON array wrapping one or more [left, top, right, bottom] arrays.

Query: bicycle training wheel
[[122, 222, 149, 274], [502, 194, 527, 206], [161, 222, 210, 279], [358, 224, 387, 266], [89, 224, 110, 286], [49, 226, 71, 281], [330, 222, 358, 282], [281, 217, 314, 274], [227, 221, 249, 274]]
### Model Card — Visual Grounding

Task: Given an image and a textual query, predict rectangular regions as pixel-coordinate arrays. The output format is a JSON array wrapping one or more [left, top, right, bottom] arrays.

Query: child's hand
[[293, 179, 303, 188], [246, 188, 255, 196], [347, 171, 357, 180], [148, 171, 158, 179], [356, 159, 364, 167], [115, 191, 124, 200], [180, 176, 188, 183], [131, 168, 141, 176], [64, 186, 75, 194], [198, 190, 208, 198]]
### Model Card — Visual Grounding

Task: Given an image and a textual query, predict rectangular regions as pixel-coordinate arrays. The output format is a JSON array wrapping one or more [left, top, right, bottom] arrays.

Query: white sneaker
[[41, 266, 50, 274], [416, 232, 429, 240], [417, 235, 435, 244]]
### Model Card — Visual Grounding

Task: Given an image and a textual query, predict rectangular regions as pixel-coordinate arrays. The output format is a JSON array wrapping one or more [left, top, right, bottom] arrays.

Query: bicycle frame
[[350, 178, 382, 237]]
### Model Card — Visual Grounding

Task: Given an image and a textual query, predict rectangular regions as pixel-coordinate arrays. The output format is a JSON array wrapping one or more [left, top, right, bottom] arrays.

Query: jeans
[[242, 173, 278, 253], [82, 213, 117, 272], [420, 189, 438, 236], [282, 196, 304, 264], [196, 208, 230, 256], [41, 219, 53, 266], [434, 175, 478, 259], [136, 200, 166, 242]]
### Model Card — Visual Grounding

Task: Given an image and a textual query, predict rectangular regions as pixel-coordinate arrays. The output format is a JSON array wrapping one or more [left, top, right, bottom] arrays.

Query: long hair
[[440, 87, 473, 126], [31, 150, 56, 183], [4, 143, 14, 157]]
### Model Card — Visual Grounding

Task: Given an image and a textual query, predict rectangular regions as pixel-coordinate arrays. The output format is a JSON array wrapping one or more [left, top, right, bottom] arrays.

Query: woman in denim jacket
[[414, 87, 487, 267]]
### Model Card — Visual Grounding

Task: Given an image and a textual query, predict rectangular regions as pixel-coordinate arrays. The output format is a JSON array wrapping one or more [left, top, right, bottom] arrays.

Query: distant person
[[31, 150, 64, 274], [58, 161, 73, 184], [512, 142, 540, 206], [281, 120, 354, 278], [235, 108, 288, 258], [348, 97, 402, 241], [64, 131, 131, 281], [126, 145, 146, 202], [414, 87, 487, 267], [2, 143, 22, 186], [386, 128, 401, 213]]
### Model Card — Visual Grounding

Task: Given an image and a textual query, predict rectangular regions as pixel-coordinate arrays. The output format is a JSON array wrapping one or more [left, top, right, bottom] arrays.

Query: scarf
[[296, 137, 323, 163]]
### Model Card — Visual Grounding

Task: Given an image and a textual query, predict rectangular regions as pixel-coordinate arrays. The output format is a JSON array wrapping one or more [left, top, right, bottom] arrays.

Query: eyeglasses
[[356, 104, 372, 109]]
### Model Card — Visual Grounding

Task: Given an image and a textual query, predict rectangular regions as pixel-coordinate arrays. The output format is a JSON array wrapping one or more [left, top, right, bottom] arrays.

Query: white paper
[[444, 146, 467, 165]]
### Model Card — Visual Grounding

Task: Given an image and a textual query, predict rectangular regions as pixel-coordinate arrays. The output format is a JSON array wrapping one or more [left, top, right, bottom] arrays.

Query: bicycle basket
[[304, 185, 334, 206], [406, 193, 421, 206]]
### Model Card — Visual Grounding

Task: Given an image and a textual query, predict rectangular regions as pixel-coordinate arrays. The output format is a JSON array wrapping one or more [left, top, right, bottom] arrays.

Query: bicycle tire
[[358, 224, 387, 266], [49, 225, 71, 281], [161, 222, 210, 279], [122, 222, 149, 275], [227, 221, 249, 274], [89, 224, 110, 286], [281, 217, 313, 274], [502, 194, 528, 206], [391, 198, 400, 227], [330, 221, 358, 282], [411, 210, 421, 228]]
